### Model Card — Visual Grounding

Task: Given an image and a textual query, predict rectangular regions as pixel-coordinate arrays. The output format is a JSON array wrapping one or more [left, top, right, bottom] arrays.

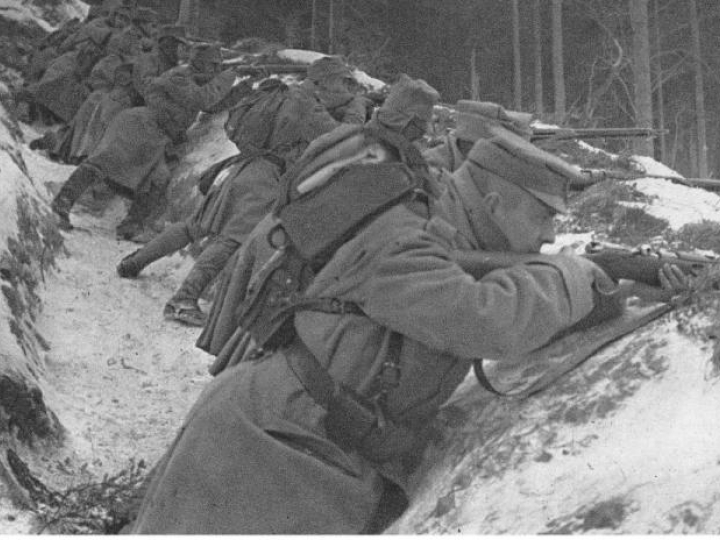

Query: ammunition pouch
[[286, 340, 417, 464]]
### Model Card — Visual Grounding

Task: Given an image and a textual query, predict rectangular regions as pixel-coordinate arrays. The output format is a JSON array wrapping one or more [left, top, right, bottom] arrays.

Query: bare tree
[[534, 0, 544, 114], [311, 0, 319, 50], [328, 0, 335, 54], [177, 0, 200, 37], [688, 0, 708, 177], [551, 0, 566, 118], [652, 0, 666, 162], [629, 0, 654, 156], [512, 0, 522, 110]]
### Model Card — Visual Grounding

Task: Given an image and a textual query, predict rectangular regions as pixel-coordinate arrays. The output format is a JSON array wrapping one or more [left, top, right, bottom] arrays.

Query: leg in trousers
[[116, 179, 168, 241], [163, 236, 240, 327], [50, 163, 104, 230], [116, 222, 194, 279]]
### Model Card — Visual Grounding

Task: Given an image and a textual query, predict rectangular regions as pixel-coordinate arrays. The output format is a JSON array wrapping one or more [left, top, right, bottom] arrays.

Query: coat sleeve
[[361, 227, 598, 361], [192, 70, 237, 112]]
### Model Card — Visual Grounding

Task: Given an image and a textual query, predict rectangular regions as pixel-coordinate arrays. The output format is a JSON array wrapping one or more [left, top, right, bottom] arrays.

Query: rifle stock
[[453, 242, 716, 288]]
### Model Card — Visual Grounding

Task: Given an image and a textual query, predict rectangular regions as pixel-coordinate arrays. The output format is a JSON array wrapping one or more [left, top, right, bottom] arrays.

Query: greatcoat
[[83, 65, 235, 194], [132, 157, 601, 534]]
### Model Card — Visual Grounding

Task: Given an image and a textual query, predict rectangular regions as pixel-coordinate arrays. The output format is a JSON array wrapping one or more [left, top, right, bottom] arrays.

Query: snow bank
[[0, 0, 87, 31], [393, 318, 720, 533], [277, 49, 386, 91]]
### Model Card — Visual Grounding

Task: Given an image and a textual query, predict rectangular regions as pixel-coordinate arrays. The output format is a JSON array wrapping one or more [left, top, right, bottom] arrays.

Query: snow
[[277, 48, 386, 90], [628, 178, 720, 229], [1, 5, 719, 532], [0, 0, 87, 31]]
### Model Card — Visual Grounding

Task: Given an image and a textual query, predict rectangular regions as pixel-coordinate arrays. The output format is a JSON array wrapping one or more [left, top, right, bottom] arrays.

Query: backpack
[[224, 78, 289, 153], [228, 124, 432, 463], [234, 122, 432, 352]]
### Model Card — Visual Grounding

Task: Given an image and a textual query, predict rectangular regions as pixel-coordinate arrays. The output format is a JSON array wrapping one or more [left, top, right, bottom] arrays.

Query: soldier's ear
[[484, 191, 501, 216]]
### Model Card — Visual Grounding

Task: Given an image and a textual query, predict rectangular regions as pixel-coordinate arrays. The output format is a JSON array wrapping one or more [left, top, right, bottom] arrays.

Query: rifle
[[452, 240, 717, 288], [573, 168, 720, 191], [222, 62, 308, 76], [531, 127, 664, 142]]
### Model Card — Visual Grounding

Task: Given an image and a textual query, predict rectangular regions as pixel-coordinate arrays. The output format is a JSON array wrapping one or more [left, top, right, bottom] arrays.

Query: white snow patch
[[630, 178, 720, 229], [632, 154, 683, 179], [277, 49, 386, 90], [0, 0, 87, 30]]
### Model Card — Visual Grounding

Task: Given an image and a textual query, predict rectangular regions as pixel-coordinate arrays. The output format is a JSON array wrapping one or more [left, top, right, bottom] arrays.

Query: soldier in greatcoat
[[423, 99, 534, 175], [132, 25, 188, 104], [50, 44, 236, 237], [124, 76, 616, 535], [115, 82, 340, 326], [299, 55, 368, 124]]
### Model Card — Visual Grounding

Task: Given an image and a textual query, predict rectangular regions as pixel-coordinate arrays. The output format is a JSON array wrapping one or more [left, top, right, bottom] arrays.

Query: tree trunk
[[310, 0, 318, 51], [534, 0, 544, 114], [689, 0, 708, 177], [328, 0, 335, 54], [652, 0, 666, 163], [176, 0, 199, 38], [471, 45, 480, 100], [551, 0, 566, 119], [629, 0, 655, 157], [512, 0, 522, 110]]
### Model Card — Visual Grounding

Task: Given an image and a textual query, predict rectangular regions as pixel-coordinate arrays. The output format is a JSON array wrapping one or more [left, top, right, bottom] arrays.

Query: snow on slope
[[0, 0, 87, 31]]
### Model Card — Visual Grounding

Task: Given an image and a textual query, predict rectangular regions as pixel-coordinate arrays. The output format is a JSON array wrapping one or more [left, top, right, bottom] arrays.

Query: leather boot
[[51, 164, 102, 230], [163, 236, 240, 327], [117, 222, 193, 279], [116, 180, 168, 241]]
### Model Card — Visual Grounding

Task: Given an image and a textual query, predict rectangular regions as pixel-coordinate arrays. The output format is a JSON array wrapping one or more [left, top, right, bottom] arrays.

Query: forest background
[[131, 0, 720, 182]]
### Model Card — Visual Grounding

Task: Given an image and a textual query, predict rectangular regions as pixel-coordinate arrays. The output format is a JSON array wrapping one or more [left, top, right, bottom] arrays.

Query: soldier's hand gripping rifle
[[452, 240, 717, 289]]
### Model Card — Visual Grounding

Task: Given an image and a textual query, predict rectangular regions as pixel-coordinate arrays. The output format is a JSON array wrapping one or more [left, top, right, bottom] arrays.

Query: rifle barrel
[[222, 62, 308, 75], [531, 127, 663, 141]]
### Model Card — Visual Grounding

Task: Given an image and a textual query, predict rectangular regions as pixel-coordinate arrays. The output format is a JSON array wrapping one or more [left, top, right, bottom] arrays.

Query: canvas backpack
[[224, 78, 289, 154], [228, 122, 433, 462], [234, 122, 432, 352]]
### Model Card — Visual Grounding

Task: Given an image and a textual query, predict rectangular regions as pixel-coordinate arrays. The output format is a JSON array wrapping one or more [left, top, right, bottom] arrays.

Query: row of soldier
[[20, 16, 691, 531]]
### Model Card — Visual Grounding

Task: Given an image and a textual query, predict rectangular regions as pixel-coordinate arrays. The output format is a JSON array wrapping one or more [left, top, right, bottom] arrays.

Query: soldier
[[300, 55, 368, 124], [423, 99, 533, 175], [25, 40, 104, 124], [115, 81, 340, 326], [54, 29, 141, 164], [50, 43, 236, 237], [132, 25, 188, 104]]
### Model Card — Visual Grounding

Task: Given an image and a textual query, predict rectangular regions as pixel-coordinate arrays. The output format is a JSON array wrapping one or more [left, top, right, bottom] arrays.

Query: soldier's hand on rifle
[[620, 263, 690, 304], [657, 263, 691, 299]]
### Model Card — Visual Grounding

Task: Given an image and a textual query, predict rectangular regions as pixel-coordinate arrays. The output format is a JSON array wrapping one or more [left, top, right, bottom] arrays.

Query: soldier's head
[[375, 74, 440, 142], [109, 5, 133, 28], [157, 25, 188, 61], [307, 56, 357, 96], [132, 7, 157, 35], [189, 43, 223, 77], [461, 129, 581, 253], [454, 100, 534, 157]]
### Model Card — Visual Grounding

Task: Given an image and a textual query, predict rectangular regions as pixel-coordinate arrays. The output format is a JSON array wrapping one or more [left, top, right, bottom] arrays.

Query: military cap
[[377, 74, 440, 129], [455, 100, 533, 142], [467, 128, 581, 213], [157, 24, 188, 44], [133, 7, 158, 23], [307, 56, 354, 83], [190, 42, 223, 64]]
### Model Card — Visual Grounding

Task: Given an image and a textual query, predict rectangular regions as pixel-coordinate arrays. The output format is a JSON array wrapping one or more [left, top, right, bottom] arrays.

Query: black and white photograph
[[0, 0, 719, 534]]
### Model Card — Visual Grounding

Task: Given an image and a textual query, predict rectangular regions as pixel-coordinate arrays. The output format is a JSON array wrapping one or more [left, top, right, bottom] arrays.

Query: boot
[[116, 181, 168, 241], [51, 164, 103, 230], [163, 236, 239, 327], [117, 222, 193, 279]]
